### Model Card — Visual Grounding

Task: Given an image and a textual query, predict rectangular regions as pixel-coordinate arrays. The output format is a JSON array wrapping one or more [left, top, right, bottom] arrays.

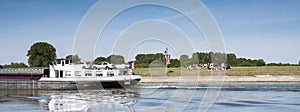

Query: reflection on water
[[0, 89, 139, 112], [0, 83, 300, 112], [40, 89, 140, 112], [47, 95, 88, 111]]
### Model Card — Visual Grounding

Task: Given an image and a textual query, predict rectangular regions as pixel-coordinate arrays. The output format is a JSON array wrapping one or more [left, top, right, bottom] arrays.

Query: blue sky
[[0, 0, 300, 64]]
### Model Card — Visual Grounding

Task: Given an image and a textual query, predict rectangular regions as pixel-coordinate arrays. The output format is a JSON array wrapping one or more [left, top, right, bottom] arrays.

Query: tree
[[211, 52, 226, 65], [3, 62, 28, 68], [107, 55, 125, 64], [133, 52, 267, 67], [227, 53, 237, 66], [66, 54, 81, 63], [180, 54, 190, 67], [191, 53, 199, 64], [198, 53, 205, 63], [179, 55, 189, 62], [234, 58, 266, 66], [135, 53, 165, 68], [256, 59, 266, 66], [169, 59, 180, 67], [94, 57, 107, 64], [204, 52, 213, 63], [299, 61, 300, 66], [27, 42, 56, 67], [0, 65, 3, 69], [135, 54, 145, 64]]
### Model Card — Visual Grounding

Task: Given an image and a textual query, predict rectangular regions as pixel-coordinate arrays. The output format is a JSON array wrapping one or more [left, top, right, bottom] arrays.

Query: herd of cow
[[186, 63, 231, 70]]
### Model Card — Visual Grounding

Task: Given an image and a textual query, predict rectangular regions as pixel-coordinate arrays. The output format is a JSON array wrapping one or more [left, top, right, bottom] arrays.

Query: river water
[[0, 83, 299, 112]]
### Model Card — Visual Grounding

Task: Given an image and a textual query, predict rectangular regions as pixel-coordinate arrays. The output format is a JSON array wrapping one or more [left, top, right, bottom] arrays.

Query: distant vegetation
[[0, 42, 299, 68], [133, 52, 266, 68], [135, 53, 165, 68], [0, 62, 28, 68], [94, 56, 107, 64], [66, 54, 81, 63], [94, 54, 125, 64], [107, 55, 125, 64], [266, 63, 298, 66]]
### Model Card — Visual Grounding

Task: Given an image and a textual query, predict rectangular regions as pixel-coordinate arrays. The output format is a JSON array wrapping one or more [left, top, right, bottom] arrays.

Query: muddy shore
[[140, 75, 300, 83]]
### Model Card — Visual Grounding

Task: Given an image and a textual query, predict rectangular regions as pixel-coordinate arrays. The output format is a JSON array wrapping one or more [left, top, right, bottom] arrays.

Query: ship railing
[[0, 67, 47, 74]]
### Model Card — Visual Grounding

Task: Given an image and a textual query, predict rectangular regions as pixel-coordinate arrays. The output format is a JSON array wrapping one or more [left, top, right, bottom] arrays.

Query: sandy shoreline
[[140, 75, 300, 83]]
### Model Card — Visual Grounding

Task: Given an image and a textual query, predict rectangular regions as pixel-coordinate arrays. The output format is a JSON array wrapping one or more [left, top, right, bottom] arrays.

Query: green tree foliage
[[234, 58, 265, 66], [235, 58, 253, 66], [210, 52, 227, 65], [299, 61, 300, 66], [205, 52, 212, 63], [191, 53, 199, 64], [227, 53, 237, 66], [191, 52, 211, 64], [107, 55, 125, 64], [135, 54, 146, 67], [179, 54, 190, 67], [94, 57, 107, 64], [0, 65, 3, 69], [169, 59, 180, 67], [27, 42, 56, 67], [267, 63, 292, 66], [93, 52, 268, 68], [191, 52, 226, 65], [66, 54, 81, 63], [179, 52, 266, 67], [189, 52, 264, 67], [256, 59, 266, 66], [2, 62, 28, 68], [135, 53, 164, 68]]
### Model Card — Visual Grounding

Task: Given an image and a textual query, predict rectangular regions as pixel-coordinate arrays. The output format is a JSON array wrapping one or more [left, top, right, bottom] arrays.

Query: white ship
[[39, 59, 141, 88]]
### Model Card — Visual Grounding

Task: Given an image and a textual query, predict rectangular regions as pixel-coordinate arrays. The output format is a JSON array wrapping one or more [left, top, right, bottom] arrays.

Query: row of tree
[[65, 54, 126, 65], [0, 42, 299, 68], [0, 62, 28, 68], [134, 52, 266, 68], [267, 63, 299, 66], [94, 55, 125, 64]]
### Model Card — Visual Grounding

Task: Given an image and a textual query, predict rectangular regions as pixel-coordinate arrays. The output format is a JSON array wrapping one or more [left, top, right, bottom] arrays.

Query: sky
[[0, 0, 300, 65]]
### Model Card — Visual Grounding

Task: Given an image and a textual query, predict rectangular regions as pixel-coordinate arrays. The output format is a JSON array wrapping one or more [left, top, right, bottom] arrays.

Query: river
[[0, 83, 299, 112]]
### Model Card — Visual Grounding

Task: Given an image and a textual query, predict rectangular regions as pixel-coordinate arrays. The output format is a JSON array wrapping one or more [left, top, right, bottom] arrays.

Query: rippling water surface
[[0, 83, 299, 112]]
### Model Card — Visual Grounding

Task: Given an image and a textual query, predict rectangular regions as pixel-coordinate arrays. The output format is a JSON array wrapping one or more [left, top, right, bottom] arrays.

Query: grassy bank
[[133, 66, 300, 77]]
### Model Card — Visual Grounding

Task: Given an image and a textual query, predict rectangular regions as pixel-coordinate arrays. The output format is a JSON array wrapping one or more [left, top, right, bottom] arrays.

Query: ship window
[[96, 71, 103, 77], [119, 70, 127, 75], [85, 71, 92, 76], [107, 71, 114, 77], [65, 60, 69, 64], [75, 71, 81, 76], [65, 71, 71, 76], [57, 60, 61, 64]]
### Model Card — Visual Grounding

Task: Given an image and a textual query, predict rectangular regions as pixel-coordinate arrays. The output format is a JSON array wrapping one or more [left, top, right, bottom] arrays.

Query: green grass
[[133, 66, 300, 77]]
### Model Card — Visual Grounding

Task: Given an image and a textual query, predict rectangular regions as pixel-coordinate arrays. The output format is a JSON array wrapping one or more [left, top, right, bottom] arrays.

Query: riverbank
[[135, 66, 300, 83], [140, 75, 300, 83]]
